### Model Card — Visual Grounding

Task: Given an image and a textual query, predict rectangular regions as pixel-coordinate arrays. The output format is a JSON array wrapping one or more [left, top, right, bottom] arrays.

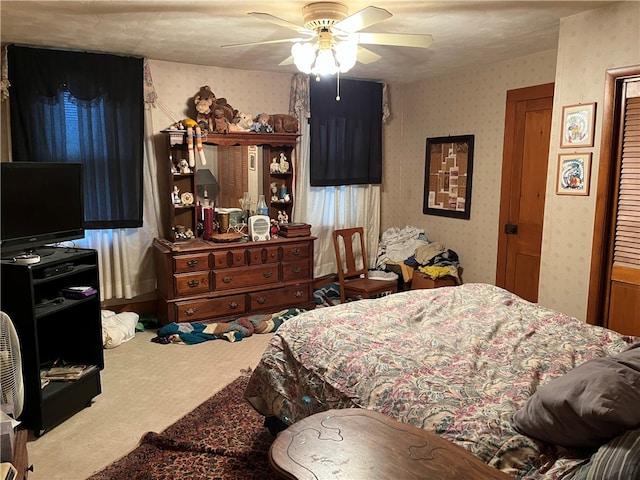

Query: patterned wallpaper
[[382, 1, 640, 320], [147, 60, 292, 134], [381, 50, 558, 285], [538, 2, 640, 319]]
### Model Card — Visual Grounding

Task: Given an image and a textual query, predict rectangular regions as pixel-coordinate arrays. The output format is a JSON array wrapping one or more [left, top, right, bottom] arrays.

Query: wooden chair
[[332, 227, 398, 304]]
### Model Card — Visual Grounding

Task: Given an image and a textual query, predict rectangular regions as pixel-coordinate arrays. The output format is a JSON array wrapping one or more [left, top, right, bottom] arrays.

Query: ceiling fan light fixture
[[334, 39, 357, 72], [291, 37, 357, 76], [292, 42, 316, 74]]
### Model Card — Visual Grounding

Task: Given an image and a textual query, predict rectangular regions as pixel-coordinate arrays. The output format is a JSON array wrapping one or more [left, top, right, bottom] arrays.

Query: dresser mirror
[[196, 144, 264, 212]]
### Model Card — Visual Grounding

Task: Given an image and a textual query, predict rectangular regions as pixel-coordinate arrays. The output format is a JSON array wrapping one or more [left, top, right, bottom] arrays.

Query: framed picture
[[560, 102, 596, 148], [248, 145, 257, 171], [556, 152, 592, 195], [423, 134, 474, 219]]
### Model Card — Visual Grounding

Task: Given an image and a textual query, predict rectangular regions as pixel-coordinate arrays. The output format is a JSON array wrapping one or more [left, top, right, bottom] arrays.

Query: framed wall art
[[560, 102, 596, 148], [423, 134, 474, 219], [556, 152, 592, 195]]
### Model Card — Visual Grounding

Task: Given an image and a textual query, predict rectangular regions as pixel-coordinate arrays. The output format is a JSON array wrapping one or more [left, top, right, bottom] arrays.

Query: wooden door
[[496, 83, 554, 302], [588, 67, 640, 336]]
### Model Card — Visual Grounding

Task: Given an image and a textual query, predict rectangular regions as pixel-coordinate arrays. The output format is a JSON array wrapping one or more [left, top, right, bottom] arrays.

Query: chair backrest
[[333, 227, 369, 284]]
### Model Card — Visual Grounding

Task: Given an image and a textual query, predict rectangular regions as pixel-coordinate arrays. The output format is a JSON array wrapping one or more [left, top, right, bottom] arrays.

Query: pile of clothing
[[376, 226, 461, 283]]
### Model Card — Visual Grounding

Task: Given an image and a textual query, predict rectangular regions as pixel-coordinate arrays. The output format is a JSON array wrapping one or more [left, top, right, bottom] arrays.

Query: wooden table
[[269, 409, 512, 480]]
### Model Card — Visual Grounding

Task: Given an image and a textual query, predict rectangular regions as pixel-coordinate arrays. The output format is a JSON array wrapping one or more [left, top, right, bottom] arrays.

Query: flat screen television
[[1, 162, 85, 256]]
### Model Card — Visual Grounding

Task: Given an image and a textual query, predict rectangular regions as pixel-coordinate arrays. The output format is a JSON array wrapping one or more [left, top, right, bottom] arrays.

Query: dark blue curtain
[[309, 78, 382, 186], [7, 45, 143, 229]]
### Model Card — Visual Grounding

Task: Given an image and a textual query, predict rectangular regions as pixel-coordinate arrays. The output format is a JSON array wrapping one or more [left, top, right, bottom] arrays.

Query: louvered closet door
[[607, 79, 640, 335]]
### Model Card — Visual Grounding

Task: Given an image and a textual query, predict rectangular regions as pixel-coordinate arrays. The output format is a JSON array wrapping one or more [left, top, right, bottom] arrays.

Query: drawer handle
[[263, 271, 273, 278], [222, 276, 233, 283], [294, 290, 304, 298], [229, 302, 239, 309], [292, 248, 302, 256], [187, 280, 200, 288], [292, 266, 301, 274], [256, 296, 267, 304], [186, 259, 199, 267], [185, 307, 197, 316]]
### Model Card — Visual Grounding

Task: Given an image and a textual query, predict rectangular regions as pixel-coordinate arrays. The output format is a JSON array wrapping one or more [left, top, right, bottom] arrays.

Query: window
[[309, 78, 383, 186], [7, 45, 143, 229]]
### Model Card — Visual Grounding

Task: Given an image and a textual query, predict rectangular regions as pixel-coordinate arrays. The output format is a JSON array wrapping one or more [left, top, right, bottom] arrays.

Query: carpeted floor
[[86, 375, 275, 480]]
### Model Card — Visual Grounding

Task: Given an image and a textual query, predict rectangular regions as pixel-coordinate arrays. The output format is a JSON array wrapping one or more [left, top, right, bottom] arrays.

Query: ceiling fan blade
[[221, 37, 308, 48], [355, 32, 434, 48], [279, 56, 295, 66], [333, 6, 392, 34], [356, 46, 381, 64], [248, 12, 315, 35]]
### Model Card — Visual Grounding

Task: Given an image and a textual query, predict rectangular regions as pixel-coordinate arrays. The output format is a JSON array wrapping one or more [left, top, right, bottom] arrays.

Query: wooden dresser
[[153, 236, 316, 325]]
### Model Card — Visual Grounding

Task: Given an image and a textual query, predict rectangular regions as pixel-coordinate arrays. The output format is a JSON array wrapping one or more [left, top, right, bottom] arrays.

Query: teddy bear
[[268, 113, 299, 133], [228, 112, 253, 132], [212, 108, 229, 134], [214, 98, 238, 124], [193, 86, 216, 132]]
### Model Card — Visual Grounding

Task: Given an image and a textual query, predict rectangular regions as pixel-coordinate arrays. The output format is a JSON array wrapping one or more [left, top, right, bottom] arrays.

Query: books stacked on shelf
[[279, 223, 311, 238], [40, 362, 96, 382]]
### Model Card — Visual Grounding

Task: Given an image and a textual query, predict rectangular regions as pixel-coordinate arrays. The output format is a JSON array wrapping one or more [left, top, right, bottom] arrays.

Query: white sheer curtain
[[76, 60, 162, 300], [290, 74, 381, 278]]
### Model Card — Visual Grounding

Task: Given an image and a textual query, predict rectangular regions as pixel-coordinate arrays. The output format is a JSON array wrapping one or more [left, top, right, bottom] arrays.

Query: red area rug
[[87, 375, 274, 480]]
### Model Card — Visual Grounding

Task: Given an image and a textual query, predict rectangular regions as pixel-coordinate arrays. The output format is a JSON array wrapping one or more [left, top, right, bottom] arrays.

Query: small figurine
[[279, 152, 290, 173], [172, 186, 181, 204], [179, 159, 191, 174], [278, 210, 289, 224], [270, 157, 280, 173], [270, 219, 280, 237]]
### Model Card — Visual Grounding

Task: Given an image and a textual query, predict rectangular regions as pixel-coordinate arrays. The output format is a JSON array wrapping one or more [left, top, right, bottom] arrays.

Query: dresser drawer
[[174, 271, 210, 296], [282, 259, 311, 282], [282, 242, 310, 261], [212, 249, 247, 269], [249, 284, 311, 311], [213, 264, 278, 290], [175, 294, 246, 322], [247, 246, 280, 265], [173, 253, 209, 273]]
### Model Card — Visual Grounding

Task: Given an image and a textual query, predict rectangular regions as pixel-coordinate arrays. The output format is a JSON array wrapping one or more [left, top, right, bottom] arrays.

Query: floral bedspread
[[244, 283, 636, 479]]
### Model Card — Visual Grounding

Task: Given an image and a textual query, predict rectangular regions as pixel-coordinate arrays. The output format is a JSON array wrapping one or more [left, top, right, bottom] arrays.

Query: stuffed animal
[[228, 112, 253, 132], [178, 159, 191, 174], [193, 86, 216, 132], [268, 113, 299, 133], [214, 98, 237, 124], [250, 113, 274, 133], [212, 108, 229, 134]]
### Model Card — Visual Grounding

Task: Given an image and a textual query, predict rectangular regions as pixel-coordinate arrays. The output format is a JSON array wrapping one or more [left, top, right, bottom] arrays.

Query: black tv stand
[[0, 246, 103, 435], [1, 246, 57, 262]]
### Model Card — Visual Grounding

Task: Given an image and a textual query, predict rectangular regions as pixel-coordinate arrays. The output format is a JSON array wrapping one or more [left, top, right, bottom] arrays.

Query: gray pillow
[[512, 343, 640, 448]]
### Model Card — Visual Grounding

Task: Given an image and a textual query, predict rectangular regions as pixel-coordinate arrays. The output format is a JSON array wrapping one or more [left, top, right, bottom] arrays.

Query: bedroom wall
[[538, 2, 640, 319], [382, 1, 639, 321], [381, 50, 558, 284], [147, 60, 292, 141]]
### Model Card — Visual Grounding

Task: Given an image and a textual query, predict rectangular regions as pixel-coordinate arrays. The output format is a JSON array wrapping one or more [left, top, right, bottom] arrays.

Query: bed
[[244, 283, 640, 479]]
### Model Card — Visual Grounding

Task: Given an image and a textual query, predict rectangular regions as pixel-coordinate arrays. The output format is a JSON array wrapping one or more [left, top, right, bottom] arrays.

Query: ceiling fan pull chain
[[336, 71, 341, 101]]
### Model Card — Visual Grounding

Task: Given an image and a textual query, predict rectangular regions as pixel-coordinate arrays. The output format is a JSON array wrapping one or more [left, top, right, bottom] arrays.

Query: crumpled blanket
[[376, 226, 429, 268], [151, 308, 305, 345]]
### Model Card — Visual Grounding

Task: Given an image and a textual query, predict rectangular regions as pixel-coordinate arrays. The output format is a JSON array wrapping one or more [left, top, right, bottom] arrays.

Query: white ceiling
[[0, 1, 622, 84]]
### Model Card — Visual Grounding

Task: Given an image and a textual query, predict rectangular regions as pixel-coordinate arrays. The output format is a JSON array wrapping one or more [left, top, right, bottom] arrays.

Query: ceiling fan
[[221, 2, 434, 76]]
